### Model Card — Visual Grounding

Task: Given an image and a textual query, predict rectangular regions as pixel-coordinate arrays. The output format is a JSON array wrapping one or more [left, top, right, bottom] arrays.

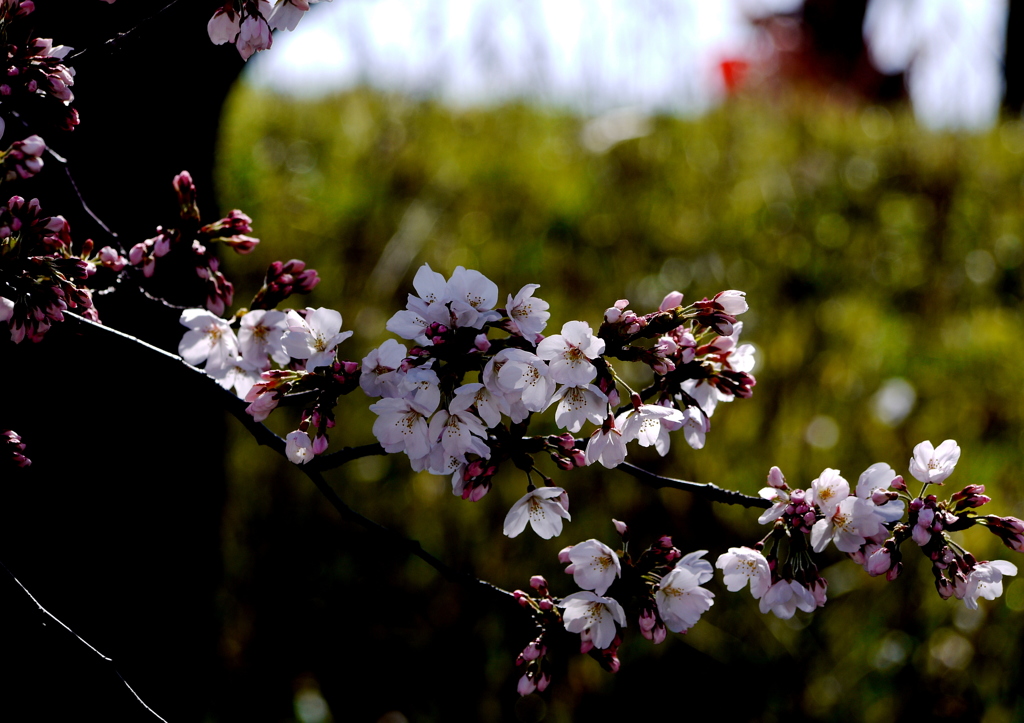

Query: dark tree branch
[[62, 312, 515, 606], [0, 560, 169, 722], [67, 0, 189, 64], [616, 461, 771, 509]]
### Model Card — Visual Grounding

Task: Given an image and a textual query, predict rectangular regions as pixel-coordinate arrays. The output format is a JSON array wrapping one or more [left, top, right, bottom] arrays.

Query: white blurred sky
[[246, 0, 1009, 130]]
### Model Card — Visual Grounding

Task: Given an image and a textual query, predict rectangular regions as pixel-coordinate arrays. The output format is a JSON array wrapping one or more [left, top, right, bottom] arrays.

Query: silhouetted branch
[[0, 559, 169, 722]]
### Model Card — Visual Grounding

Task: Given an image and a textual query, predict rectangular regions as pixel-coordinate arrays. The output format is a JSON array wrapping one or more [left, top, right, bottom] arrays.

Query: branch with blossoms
[[4, 0, 1024, 708]]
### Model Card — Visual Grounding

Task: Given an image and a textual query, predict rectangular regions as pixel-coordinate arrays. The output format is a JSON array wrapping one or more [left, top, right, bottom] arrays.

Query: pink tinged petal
[[713, 290, 748, 315], [285, 430, 313, 464], [659, 290, 684, 311], [504, 487, 571, 539], [568, 539, 621, 596]]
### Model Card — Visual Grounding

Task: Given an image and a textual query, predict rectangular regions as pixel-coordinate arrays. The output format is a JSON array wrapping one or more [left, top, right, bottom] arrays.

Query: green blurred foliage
[[214, 84, 1024, 721]]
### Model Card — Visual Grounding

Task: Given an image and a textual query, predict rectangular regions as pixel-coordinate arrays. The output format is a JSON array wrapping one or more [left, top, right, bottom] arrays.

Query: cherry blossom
[[759, 580, 817, 619], [617, 404, 685, 456], [369, 397, 435, 460], [558, 591, 626, 649], [238, 309, 289, 366], [428, 406, 490, 462], [178, 309, 239, 371], [359, 338, 408, 398], [549, 384, 607, 433], [909, 439, 961, 485], [655, 566, 715, 633], [503, 487, 571, 539], [506, 283, 550, 342], [536, 320, 606, 386], [493, 349, 556, 412], [716, 547, 771, 598], [961, 560, 1017, 609], [564, 539, 621, 596], [584, 418, 627, 469], [282, 307, 352, 370], [809, 468, 849, 518], [285, 430, 313, 465], [452, 383, 508, 429], [236, 1, 273, 60]]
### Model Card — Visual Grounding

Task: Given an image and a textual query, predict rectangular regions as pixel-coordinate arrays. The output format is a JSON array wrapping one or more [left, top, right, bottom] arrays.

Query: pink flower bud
[[638, 609, 656, 632], [539, 599, 553, 611], [652, 624, 667, 644], [529, 575, 547, 591], [536, 673, 551, 692], [558, 545, 574, 563], [474, 333, 490, 352], [612, 519, 627, 536], [767, 465, 786, 489], [866, 548, 891, 576], [886, 562, 903, 582], [517, 674, 536, 696], [659, 290, 684, 311], [522, 642, 543, 661]]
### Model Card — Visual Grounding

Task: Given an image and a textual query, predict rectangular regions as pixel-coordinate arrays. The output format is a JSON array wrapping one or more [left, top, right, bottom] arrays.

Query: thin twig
[[0, 560, 169, 722], [67, 0, 189, 63], [616, 461, 771, 509]]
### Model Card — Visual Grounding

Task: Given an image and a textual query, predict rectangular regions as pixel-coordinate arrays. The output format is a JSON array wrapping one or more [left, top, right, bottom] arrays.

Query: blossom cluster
[[0, 195, 94, 342], [0, 0, 79, 133], [129, 171, 260, 315], [207, 0, 333, 60], [359, 263, 755, 538], [512, 525, 714, 695], [718, 440, 1021, 617]]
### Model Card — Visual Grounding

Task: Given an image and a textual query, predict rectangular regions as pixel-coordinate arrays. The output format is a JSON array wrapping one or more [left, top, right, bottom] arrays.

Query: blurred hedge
[[212, 85, 1024, 722]]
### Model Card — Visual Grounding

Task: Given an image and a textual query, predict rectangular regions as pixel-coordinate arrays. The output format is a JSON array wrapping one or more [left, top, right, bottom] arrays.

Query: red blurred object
[[720, 58, 750, 93]]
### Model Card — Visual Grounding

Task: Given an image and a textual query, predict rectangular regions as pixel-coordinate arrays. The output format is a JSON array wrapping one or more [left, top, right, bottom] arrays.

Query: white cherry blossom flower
[[360, 338, 408, 398], [503, 487, 571, 539], [716, 547, 771, 598], [759, 580, 817, 619], [452, 383, 508, 429], [178, 309, 239, 371], [536, 320, 605, 386], [446, 266, 501, 328], [584, 420, 627, 469], [566, 539, 621, 596], [428, 407, 490, 462], [207, 3, 241, 44], [713, 289, 748, 315], [396, 367, 441, 413], [675, 550, 714, 584], [617, 404, 685, 456], [549, 384, 608, 433], [962, 560, 1018, 609], [558, 591, 626, 649], [236, 1, 273, 60], [369, 397, 435, 460], [811, 496, 882, 553], [385, 306, 432, 344], [495, 350, 556, 412], [282, 307, 352, 370], [909, 439, 961, 485], [285, 430, 313, 465], [810, 468, 849, 518], [855, 462, 906, 526], [209, 355, 263, 399], [507, 283, 550, 342], [238, 309, 289, 367], [655, 566, 715, 633]]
